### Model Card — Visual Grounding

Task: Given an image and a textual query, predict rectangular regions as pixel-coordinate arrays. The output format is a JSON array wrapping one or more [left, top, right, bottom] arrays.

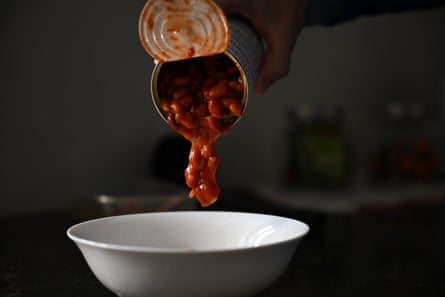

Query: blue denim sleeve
[[305, 0, 445, 26]]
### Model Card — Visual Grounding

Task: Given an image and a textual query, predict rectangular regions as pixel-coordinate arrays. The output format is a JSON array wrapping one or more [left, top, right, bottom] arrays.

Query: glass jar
[[286, 104, 348, 189]]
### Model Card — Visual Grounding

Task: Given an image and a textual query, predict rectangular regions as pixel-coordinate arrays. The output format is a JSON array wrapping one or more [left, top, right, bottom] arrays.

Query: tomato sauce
[[156, 54, 245, 206]]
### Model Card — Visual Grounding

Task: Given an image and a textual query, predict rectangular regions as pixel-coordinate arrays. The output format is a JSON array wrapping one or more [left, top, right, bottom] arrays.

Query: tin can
[[224, 17, 264, 94], [138, 0, 263, 123], [148, 16, 263, 123]]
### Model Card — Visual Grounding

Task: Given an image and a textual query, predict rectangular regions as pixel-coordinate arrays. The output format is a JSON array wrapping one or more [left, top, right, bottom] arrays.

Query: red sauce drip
[[157, 54, 244, 206], [187, 47, 195, 57]]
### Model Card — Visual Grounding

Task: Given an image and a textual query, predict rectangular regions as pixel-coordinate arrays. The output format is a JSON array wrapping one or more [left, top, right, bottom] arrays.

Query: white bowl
[[67, 211, 309, 297]]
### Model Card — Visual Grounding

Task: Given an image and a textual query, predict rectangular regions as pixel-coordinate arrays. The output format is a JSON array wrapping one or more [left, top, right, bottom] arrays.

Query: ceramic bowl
[[67, 211, 309, 297]]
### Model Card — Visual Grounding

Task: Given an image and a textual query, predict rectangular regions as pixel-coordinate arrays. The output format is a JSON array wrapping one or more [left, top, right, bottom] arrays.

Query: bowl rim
[[66, 210, 310, 254]]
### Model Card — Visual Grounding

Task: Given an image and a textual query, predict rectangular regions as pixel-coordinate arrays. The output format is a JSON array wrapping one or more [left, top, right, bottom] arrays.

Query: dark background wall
[[1, 1, 444, 215]]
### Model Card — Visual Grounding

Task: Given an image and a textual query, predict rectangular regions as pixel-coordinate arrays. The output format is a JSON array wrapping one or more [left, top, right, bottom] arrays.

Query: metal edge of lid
[[138, 0, 230, 63]]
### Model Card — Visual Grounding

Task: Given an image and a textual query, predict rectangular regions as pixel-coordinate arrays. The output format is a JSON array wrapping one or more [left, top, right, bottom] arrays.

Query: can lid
[[138, 0, 229, 63]]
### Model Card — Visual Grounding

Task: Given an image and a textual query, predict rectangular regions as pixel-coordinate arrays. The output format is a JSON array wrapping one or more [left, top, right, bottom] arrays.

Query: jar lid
[[138, 0, 229, 63]]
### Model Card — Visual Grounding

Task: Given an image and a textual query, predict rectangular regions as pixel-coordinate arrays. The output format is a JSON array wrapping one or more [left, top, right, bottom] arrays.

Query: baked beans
[[157, 53, 245, 206]]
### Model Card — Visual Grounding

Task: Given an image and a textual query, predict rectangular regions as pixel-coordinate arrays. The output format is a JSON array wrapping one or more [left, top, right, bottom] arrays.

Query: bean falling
[[157, 54, 245, 207]]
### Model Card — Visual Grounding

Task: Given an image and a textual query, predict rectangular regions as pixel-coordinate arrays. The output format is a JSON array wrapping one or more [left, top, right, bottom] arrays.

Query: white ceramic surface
[[67, 211, 309, 297]]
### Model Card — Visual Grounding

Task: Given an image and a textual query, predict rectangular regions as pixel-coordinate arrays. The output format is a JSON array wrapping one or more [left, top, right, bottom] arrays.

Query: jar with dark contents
[[369, 101, 435, 184]]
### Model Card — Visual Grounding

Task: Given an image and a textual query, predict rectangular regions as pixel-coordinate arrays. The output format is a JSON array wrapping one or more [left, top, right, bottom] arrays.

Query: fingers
[[253, 43, 292, 96], [254, 3, 307, 95], [214, 0, 308, 95], [253, 24, 298, 95]]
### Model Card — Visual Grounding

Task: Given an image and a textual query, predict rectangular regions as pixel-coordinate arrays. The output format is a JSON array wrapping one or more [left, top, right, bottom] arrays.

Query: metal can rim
[[151, 52, 249, 126]]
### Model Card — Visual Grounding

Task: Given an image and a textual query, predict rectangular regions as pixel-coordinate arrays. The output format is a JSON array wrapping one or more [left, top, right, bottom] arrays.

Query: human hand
[[214, 0, 308, 95]]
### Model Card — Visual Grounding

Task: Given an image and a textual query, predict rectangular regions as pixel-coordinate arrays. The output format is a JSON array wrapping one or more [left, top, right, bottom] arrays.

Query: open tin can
[[138, 0, 263, 123]]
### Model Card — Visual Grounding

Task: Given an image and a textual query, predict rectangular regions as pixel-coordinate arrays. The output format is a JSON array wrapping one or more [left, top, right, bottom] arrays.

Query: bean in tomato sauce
[[156, 53, 245, 207]]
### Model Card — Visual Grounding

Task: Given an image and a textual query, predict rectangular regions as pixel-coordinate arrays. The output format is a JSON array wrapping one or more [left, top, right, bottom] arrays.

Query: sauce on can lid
[[138, 0, 230, 63]]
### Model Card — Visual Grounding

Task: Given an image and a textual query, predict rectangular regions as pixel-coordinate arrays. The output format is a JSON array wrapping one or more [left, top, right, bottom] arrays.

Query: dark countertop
[[2, 189, 445, 297]]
